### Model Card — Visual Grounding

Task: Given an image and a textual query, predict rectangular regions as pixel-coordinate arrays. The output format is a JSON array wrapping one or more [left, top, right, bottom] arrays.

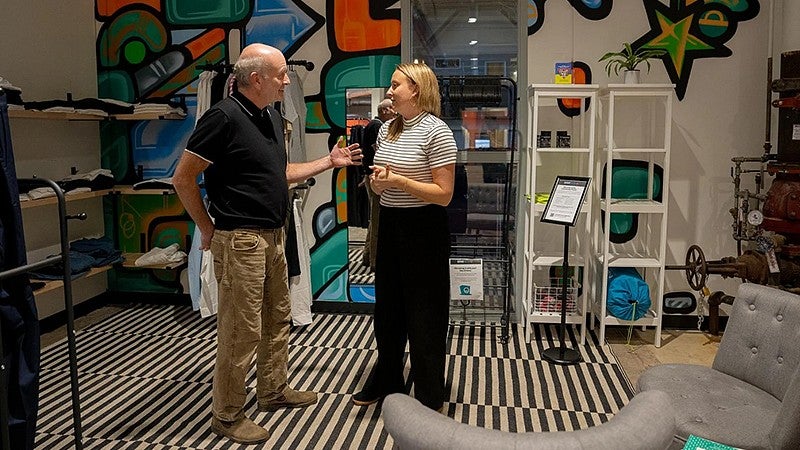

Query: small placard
[[449, 258, 484, 301], [793, 123, 800, 140], [541, 176, 591, 226]]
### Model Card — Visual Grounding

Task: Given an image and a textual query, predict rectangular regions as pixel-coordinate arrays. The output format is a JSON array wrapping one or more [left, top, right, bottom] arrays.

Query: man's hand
[[330, 143, 363, 168], [199, 225, 215, 250]]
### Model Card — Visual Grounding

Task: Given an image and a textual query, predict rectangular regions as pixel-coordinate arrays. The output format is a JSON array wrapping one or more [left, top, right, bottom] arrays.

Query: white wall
[[527, 1, 774, 298], [0, 0, 106, 318]]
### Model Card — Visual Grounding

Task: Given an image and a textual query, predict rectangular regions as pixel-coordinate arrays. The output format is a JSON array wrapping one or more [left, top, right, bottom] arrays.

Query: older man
[[173, 43, 361, 444]]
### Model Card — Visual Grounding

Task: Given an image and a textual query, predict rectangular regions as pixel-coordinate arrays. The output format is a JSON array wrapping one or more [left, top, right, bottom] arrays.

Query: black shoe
[[352, 386, 382, 406]]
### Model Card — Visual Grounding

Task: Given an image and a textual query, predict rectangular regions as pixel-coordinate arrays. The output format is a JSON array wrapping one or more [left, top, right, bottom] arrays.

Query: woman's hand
[[370, 164, 406, 194]]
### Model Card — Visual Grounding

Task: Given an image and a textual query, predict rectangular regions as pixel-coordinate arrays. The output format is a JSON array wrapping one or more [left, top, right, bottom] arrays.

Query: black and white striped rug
[[36, 305, 633, 449]]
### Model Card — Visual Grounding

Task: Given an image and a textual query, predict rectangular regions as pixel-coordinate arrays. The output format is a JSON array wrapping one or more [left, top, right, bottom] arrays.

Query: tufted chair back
[[712, 283, 800, 449]]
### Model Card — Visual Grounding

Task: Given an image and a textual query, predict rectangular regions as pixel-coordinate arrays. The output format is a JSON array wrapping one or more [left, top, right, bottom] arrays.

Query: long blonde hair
[[387, 63, 441, 141]]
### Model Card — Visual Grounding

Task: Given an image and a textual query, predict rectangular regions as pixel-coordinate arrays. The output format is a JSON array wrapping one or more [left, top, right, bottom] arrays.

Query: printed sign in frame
[[540, 176, 591, 226]]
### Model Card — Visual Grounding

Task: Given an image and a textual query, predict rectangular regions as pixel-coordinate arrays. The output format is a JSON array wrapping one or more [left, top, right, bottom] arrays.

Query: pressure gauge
[[747, 209, 764, 226]]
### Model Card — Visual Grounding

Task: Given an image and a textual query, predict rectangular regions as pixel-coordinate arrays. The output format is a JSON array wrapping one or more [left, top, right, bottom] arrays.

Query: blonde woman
[[352, 63, 457, 411]]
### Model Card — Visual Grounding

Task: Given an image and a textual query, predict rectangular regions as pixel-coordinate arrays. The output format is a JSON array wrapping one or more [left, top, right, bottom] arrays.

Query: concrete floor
[[607, 326, 719, 386], [41, 304, 721, 391]]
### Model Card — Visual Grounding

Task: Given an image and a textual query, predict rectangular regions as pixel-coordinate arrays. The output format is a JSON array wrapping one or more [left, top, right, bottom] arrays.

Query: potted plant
[[599, 42, 666, 84]]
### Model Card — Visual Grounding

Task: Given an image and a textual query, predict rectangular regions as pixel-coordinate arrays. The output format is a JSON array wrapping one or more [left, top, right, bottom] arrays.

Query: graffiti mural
[[95, 0, 399, 300], [528, 0, 760, 101], [528, 0, 613, 36], [308, 0, 400, 301], [634, 0, 760, 100]]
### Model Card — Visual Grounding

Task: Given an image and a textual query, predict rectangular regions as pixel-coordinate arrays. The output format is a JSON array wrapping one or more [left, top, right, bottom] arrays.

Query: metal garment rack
[[196, 59, 316, 73], [0, 178, 84, 450], [438, 76, 518, 344]]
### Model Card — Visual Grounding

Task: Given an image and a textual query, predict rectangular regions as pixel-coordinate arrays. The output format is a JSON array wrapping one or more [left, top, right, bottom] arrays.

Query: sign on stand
[[449, 258, 484, 301]]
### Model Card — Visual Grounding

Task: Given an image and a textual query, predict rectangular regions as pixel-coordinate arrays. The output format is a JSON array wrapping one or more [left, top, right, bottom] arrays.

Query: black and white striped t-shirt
[[373, 112, 457, 207]]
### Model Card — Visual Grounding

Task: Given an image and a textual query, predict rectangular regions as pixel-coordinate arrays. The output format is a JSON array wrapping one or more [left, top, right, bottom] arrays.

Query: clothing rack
[[197, 59, 315, 72], [439, 75, 518, 344], [0, 178, 85, 450], [288, 59, 315, 71]]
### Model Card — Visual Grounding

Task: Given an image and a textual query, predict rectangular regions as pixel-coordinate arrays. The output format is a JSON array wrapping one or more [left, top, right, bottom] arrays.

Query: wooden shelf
[[9, 109, 185, 121], [32, 265, 112, 296], [112, 186, 175, 195], [121, 253, 186, 270], [9, 109, 106, 120], [20, 189, 112, 209], [112, 112, 186, 120]]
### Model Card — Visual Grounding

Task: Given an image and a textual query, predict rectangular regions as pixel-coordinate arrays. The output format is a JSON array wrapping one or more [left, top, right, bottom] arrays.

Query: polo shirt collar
[[230, 91, 267, 118]]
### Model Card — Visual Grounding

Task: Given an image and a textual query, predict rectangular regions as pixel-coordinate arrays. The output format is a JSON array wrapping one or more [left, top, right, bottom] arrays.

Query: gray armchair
[[382, 391, 676, 449], [637, 283, 800, 449]]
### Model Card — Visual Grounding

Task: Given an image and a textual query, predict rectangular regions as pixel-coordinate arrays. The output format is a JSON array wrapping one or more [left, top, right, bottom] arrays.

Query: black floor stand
[[542, 225, 582, 365]]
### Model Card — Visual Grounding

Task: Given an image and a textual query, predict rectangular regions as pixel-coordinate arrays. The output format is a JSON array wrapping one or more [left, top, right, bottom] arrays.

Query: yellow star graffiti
[[645, 11, 714, 73]]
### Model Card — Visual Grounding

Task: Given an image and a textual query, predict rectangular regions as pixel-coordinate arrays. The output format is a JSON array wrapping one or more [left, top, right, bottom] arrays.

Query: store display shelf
[[32, 265, 111, 296], [530, 253, 586, 266], [535, 147, 591, 153], [21, 189, 112, 209], [112, 186, 175, 195], [595, 254, 662, 268], [9, 110, 185, 121], [600, 84, 675, 97], [112, 112, 186, 120], [599, 199, 665, 213], [456, 150, 513, 163], [120, 253, 186, 270], [527, 311, 585, 323], [593, 305, 660, 327], [532, 202, 590, 213], [608, 147, 667, 154]]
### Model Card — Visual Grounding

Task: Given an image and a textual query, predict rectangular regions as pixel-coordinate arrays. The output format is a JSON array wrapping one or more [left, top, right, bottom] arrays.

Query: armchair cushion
[[637, 283, 800, 450], [382, 391, 676, 450], [637, 364, 780, 449]]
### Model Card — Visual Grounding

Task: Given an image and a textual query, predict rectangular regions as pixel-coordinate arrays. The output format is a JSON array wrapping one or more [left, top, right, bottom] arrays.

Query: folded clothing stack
[[23, 97, 135, 116], [70, 237, 123, 267], [29, 236, 123, 281], [135, 243, 187, 267], [58, 168, 115, 192], [0, 76, 23, 107], [133, 101, 187, 117], [132, 177, 173, 190]]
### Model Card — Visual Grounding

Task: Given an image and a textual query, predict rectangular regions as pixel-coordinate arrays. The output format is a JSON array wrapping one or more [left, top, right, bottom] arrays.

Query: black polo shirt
[[186, 91, 288, 230]]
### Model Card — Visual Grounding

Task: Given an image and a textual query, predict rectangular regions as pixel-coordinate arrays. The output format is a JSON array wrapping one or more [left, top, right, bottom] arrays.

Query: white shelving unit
[[522, 84, 599, 344], [591, 84, 673, 347]]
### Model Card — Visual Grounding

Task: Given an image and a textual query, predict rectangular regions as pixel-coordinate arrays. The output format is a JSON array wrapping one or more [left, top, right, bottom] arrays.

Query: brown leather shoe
[[258, 388, 318, 412], [210, 417, 269, 444]]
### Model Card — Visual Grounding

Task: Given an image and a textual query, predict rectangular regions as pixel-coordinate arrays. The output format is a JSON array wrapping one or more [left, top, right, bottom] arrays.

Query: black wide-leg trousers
[[372, 204, 450, 409]]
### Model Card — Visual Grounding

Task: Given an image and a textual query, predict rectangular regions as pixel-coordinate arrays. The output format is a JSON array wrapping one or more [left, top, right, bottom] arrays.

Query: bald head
[[232, 44, 289, 108], [234, 44, 285, 88], [377, 98, 395, 122]]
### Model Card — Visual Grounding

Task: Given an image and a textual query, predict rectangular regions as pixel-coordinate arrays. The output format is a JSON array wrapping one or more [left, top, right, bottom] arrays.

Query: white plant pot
[[624, 70, 641, 84]]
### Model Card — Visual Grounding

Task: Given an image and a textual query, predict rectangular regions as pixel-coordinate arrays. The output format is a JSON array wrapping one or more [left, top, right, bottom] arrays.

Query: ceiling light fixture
[[469, 40, 478, 45], [468, 17, 477, 23]]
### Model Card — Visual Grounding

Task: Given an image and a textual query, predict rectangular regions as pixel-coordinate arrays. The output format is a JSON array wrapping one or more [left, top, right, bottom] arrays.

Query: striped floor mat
[[36, 305, 633, 449]]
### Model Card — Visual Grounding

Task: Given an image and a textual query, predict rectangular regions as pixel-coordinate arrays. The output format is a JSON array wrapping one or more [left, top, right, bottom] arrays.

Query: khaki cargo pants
[[210, 227, 290, 422]]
